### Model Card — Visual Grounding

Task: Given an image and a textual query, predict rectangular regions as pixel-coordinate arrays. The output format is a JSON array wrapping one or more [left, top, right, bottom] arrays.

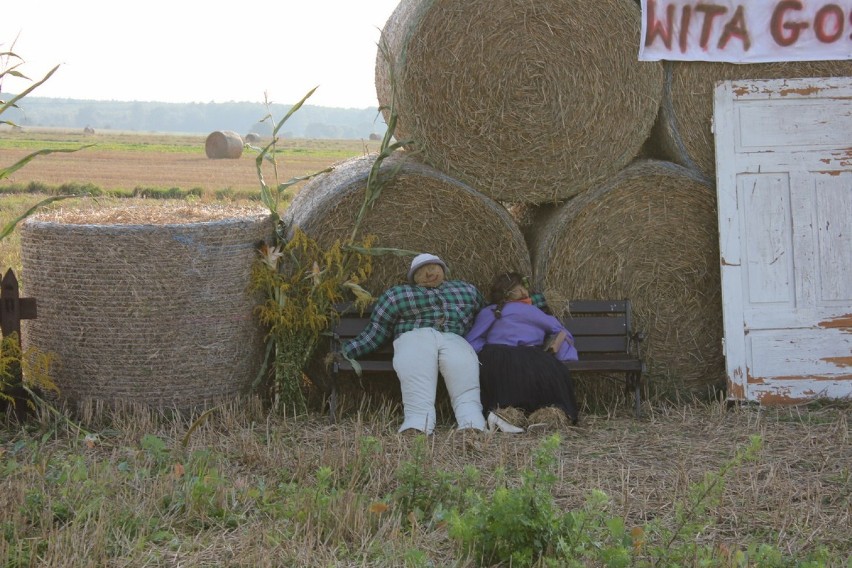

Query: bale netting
[[375, 0, 664, 203], [205, 130, 243, 159], [657, 60, 852, 179], [19, 202, 274, 411], [284, 152, 531, 295], [527, 160, 724, 397]]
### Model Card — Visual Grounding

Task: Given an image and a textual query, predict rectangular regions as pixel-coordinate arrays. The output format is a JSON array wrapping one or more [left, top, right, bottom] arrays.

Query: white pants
[[392, 328, 486, 434]]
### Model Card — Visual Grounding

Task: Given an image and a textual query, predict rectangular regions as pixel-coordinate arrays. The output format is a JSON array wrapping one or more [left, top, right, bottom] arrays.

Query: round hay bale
[[205, 130, 244, 159], [375, 0, 664, 203], [20, 202, 273, 410], [658, 60, 852, 179], [283, 152, 531, 295], [527, 160, 724, 396]]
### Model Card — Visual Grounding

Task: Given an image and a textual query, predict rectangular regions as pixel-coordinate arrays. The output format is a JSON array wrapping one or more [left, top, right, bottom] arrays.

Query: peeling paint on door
[[715, 76, 852, 405]]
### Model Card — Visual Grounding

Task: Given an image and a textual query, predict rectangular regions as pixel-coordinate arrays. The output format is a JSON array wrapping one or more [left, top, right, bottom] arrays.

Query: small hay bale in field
[[283, 152, 531, 295], [527, 160, 724, 396], [20, 202, 273, 411], [205, 130, 244, 159], [657, 61, 852, 179], [375, 0, 664, 204]]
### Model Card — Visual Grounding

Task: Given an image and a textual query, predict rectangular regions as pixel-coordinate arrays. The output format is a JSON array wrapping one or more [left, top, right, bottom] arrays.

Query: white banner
[[639, 0, 852, 62]]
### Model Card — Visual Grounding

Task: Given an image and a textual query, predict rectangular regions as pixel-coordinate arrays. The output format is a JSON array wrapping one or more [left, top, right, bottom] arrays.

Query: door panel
[[714, 77, 852, 403]]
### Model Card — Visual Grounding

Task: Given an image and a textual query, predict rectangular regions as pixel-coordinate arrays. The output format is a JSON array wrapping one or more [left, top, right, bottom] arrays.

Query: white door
[[714, 76, 852, 404]]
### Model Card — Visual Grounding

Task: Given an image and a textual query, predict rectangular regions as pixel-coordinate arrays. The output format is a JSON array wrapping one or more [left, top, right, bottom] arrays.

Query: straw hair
[[283, 152, 531, 294], [375, 0, 664, 204], [657, 60, 852, 178], [20, 202, 273, 410], [527, 406, 571, 430], [527, 160, 723, 395]]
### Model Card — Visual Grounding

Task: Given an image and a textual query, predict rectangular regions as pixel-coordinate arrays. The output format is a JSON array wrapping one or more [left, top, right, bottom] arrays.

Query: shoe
[[487, 411, 524, 433]]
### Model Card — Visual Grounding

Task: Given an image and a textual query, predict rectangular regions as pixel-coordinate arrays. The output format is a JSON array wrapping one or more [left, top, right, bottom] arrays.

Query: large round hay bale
[[658, 61, 852, 179], [20, 202, 273, 410], [527, 160, 724, 396], [205, 130, 244, 159], [283, 152, 531, 294], [375, 0, 664, 204]]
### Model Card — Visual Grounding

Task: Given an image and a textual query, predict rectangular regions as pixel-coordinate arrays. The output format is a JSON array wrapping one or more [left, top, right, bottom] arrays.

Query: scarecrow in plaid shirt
[[341, 253, 487, 434]]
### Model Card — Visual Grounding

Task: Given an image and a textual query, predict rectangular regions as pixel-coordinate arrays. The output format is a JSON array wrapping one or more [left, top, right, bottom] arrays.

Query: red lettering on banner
[[771, 1, 810, 46], [644, 1, 851, 55], [679, 5, 693, 52], [696, 4, 728, 48], [814, 4, 844, 43], [645, 0, 676, 48], [719, 6, 751, 50]]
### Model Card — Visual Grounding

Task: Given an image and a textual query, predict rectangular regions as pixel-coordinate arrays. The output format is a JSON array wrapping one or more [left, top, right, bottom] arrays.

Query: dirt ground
[[0, 147, 346, 196]]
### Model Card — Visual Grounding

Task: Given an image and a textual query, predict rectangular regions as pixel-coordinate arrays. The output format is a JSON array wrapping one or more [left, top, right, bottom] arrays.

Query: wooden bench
[[560, 300, 645, 418], [327, 299, 645, 419]]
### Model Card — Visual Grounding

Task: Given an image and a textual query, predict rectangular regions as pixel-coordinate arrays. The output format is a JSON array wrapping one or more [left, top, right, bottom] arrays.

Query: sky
[[1, 0, 401, 109]]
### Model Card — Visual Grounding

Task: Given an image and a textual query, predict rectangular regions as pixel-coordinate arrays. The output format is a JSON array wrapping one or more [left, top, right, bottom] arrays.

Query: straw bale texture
[[375, 0, 664, 204], [283, 152, 531, 294], [658, 60, 852, 179], [19, 203, 273, 410], [205, 130, 244, 159], [527, 160, 724, 395]]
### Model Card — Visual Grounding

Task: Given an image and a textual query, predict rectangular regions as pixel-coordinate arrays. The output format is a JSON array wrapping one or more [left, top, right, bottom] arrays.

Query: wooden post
[[1, 269, 38, 415], [1, 268, 38, 344]]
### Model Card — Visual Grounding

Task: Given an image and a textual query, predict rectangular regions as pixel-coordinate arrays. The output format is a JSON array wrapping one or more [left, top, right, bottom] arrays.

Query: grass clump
[[446, 433, 840, 567], [0, 333, 57, 418], [248, 82, 409, 413], [251, 229, 374, 413]]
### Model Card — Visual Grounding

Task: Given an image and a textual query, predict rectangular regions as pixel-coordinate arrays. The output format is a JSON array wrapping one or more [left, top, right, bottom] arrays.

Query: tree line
[[4, 96, 388, 140]]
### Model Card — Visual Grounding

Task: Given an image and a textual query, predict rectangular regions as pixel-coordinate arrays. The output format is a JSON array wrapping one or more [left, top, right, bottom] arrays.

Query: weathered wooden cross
[[1, 268, 37, 348]]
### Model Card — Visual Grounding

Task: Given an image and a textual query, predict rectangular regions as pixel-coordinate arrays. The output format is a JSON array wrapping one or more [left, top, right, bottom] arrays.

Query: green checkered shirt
[[342, 280, 485, 359]]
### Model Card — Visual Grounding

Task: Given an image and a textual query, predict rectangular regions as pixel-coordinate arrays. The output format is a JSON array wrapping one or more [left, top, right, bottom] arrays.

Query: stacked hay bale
[[375, 0, 664, 203], [20, 202, 273, 411], [369, 0, 730, 399], [526, 161, 724, 395], [656, 60, 852, 179], [284, 153, 531, 294]]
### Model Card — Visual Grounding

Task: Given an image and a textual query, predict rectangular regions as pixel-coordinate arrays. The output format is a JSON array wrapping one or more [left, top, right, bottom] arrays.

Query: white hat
[[407, 253, 448, 283]]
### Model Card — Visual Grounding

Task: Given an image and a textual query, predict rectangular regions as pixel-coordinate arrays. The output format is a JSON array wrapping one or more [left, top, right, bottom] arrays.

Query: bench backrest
[[563, 299, 633, 356], [332, 299, 635, 359], [331, 307, 393, 362]]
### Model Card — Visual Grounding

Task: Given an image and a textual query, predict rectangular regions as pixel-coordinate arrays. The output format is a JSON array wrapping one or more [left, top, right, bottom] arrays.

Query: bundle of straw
[[20, 202, 272, 410], [527, 160, 724, 396], [375, 0, 664, 203]]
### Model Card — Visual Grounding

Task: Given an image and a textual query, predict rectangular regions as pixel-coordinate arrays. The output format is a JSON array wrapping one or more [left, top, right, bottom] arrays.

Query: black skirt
[[478, 344, 579, 424]]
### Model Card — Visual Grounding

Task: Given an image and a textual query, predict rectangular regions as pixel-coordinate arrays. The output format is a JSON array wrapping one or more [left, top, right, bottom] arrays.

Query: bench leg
[[328, 384, 338, 423], [327, 368, 339, 424], [624, 372, 642, 418], [626, 371, 642, 419]]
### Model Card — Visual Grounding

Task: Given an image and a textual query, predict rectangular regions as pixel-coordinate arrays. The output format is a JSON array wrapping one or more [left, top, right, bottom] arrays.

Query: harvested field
[[0, 396, 849, 566], [0, 129, 380, 196]]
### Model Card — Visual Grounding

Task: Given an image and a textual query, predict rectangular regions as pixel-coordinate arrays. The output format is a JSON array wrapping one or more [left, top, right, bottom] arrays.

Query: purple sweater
[[464, 301, 578, 362]]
